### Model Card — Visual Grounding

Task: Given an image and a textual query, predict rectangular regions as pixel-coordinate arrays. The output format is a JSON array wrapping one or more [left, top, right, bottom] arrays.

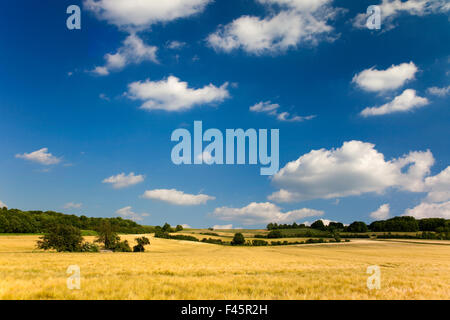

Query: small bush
[[254, 234, 267, 238], [154, 230, 170, 238], [267, 230, 283, 238], [231, 233, 245, 245], [133, 236, 150, 252], [80, 242, 100, 252], [252, 239, 268, 246], [113, 240, 132, 252], [37, 224, 83, 252], [201, 238, 223, 245]]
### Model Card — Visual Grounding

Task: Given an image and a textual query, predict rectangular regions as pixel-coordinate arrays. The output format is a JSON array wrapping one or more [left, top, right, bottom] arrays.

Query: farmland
[[0, 233, 449, 300]]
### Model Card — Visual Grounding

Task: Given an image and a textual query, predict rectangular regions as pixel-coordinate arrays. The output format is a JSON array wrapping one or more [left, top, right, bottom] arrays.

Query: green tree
[[114, 240, 132, 252], [133, 236, 150, 252], [95, 221, 120, 250], [311, 220, 326, 231], [175, 225, 184, 232], [231, 233, 245, 245], [267, 230, 283, 238], [348, 221, 368, 233], [162, 222, 172, 232], [37, 224, 83, 252]]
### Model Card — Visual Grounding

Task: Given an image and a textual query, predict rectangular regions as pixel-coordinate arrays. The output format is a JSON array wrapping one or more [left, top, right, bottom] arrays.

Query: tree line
[[267, 216, 450, 233], [37, 221, 151, 253], [0, 207, 154, 234]]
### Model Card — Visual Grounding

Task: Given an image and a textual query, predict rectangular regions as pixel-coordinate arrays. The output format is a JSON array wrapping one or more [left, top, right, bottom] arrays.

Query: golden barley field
[[0, 234, 449, 300]]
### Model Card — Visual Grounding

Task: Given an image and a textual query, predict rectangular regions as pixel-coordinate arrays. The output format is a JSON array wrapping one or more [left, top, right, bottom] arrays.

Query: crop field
[[0, 234, 449, 300]]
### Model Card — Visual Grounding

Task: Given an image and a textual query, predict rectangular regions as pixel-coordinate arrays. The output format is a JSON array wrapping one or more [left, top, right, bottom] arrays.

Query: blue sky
[[0, 0, 449, 228]]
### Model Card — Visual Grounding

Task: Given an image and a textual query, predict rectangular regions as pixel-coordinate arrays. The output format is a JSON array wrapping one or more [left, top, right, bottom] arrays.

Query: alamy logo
[[171, 121, 279, 175], [66, 5, 81, 30], [66, 265, 81, 290], [366, 5, 381, 30], [366, 265, 381, 290]]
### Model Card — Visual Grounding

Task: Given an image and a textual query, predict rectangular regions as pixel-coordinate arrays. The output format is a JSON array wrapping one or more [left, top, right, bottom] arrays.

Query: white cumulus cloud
[[404, 201, 450, 219], [207, 0, 337, 55], [63, 202, 83, 209], [269, 140, 434, 202], [427, 85, 450, 97], [370, 204, 390, 220], [84, 0, 211, 29], [212, 224, 233, 230], [250, 101, 315, 122], [211, 202, 324, 225], [352, 62, 418, 92], [424, 166, 450, 203], [0, 200, 7, 209], [15, 148, 61, 165], [360, 89, 429, 117], [353, 0, 450, 30], [142, 189, 215, 205], [403, 166, 450, 219], [116, 206, 149, 221], [102, 172, 144, 189], [92, 34, 158, 76], [127, 76, 230, 112]]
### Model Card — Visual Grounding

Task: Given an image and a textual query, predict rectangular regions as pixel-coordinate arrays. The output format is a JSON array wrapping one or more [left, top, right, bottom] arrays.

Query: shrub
[[347, 221, 368, 233], [231, 233, 245, 245], [113, 240, 132, 252], [133, 236, 150, 252], [154, 230, 170, 238], [267, 230, 283, 238], [175, 225, 184, 232], [253, 234, 267, 238], [311, 220, 326, 231], [95, 221, 120, 250], [37, 224, 83, 252], [252, 240, 268, 246], [162, 223, 173, 232], [80, 242, 100, 252], [201, 238, 223, 245], [169, 234, 199, 242], [200, 232, 220, 236]]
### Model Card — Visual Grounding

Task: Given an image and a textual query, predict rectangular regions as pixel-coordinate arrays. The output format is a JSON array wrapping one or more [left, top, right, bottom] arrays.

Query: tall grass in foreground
[[0, 234, 449, 299]]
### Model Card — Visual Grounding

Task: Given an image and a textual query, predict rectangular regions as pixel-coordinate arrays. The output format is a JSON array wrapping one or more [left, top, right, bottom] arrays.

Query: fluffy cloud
[[353, 0, 450, 29], [403, 166, 450, 219], [127, 76, 230, 111], [404, 201, 450, 219], [116, 206, 149, 221], [427, 85, 450, 97], [0, 201, 7, 209], [303, 219, 338, 226], [424, 167, 450, 203], [269, 140, 434, 202], [15, 148, 61, 165], [84, 0, 211, 29], [212, 224, 233, 230], [360, 89, 429, 117], [181, 224, 192, 229], [370, 204, 390, 220], [63, 202, 83, 209], [207, 0, 336, 54], [211, 202, 324, 225], [352, 62, 418, 92], [92, 34, 157, 76], [142, 189, 215, 205], [250, 101, 315, 122], [102, 172, 144, 189], [166, 41, 186, 50]]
